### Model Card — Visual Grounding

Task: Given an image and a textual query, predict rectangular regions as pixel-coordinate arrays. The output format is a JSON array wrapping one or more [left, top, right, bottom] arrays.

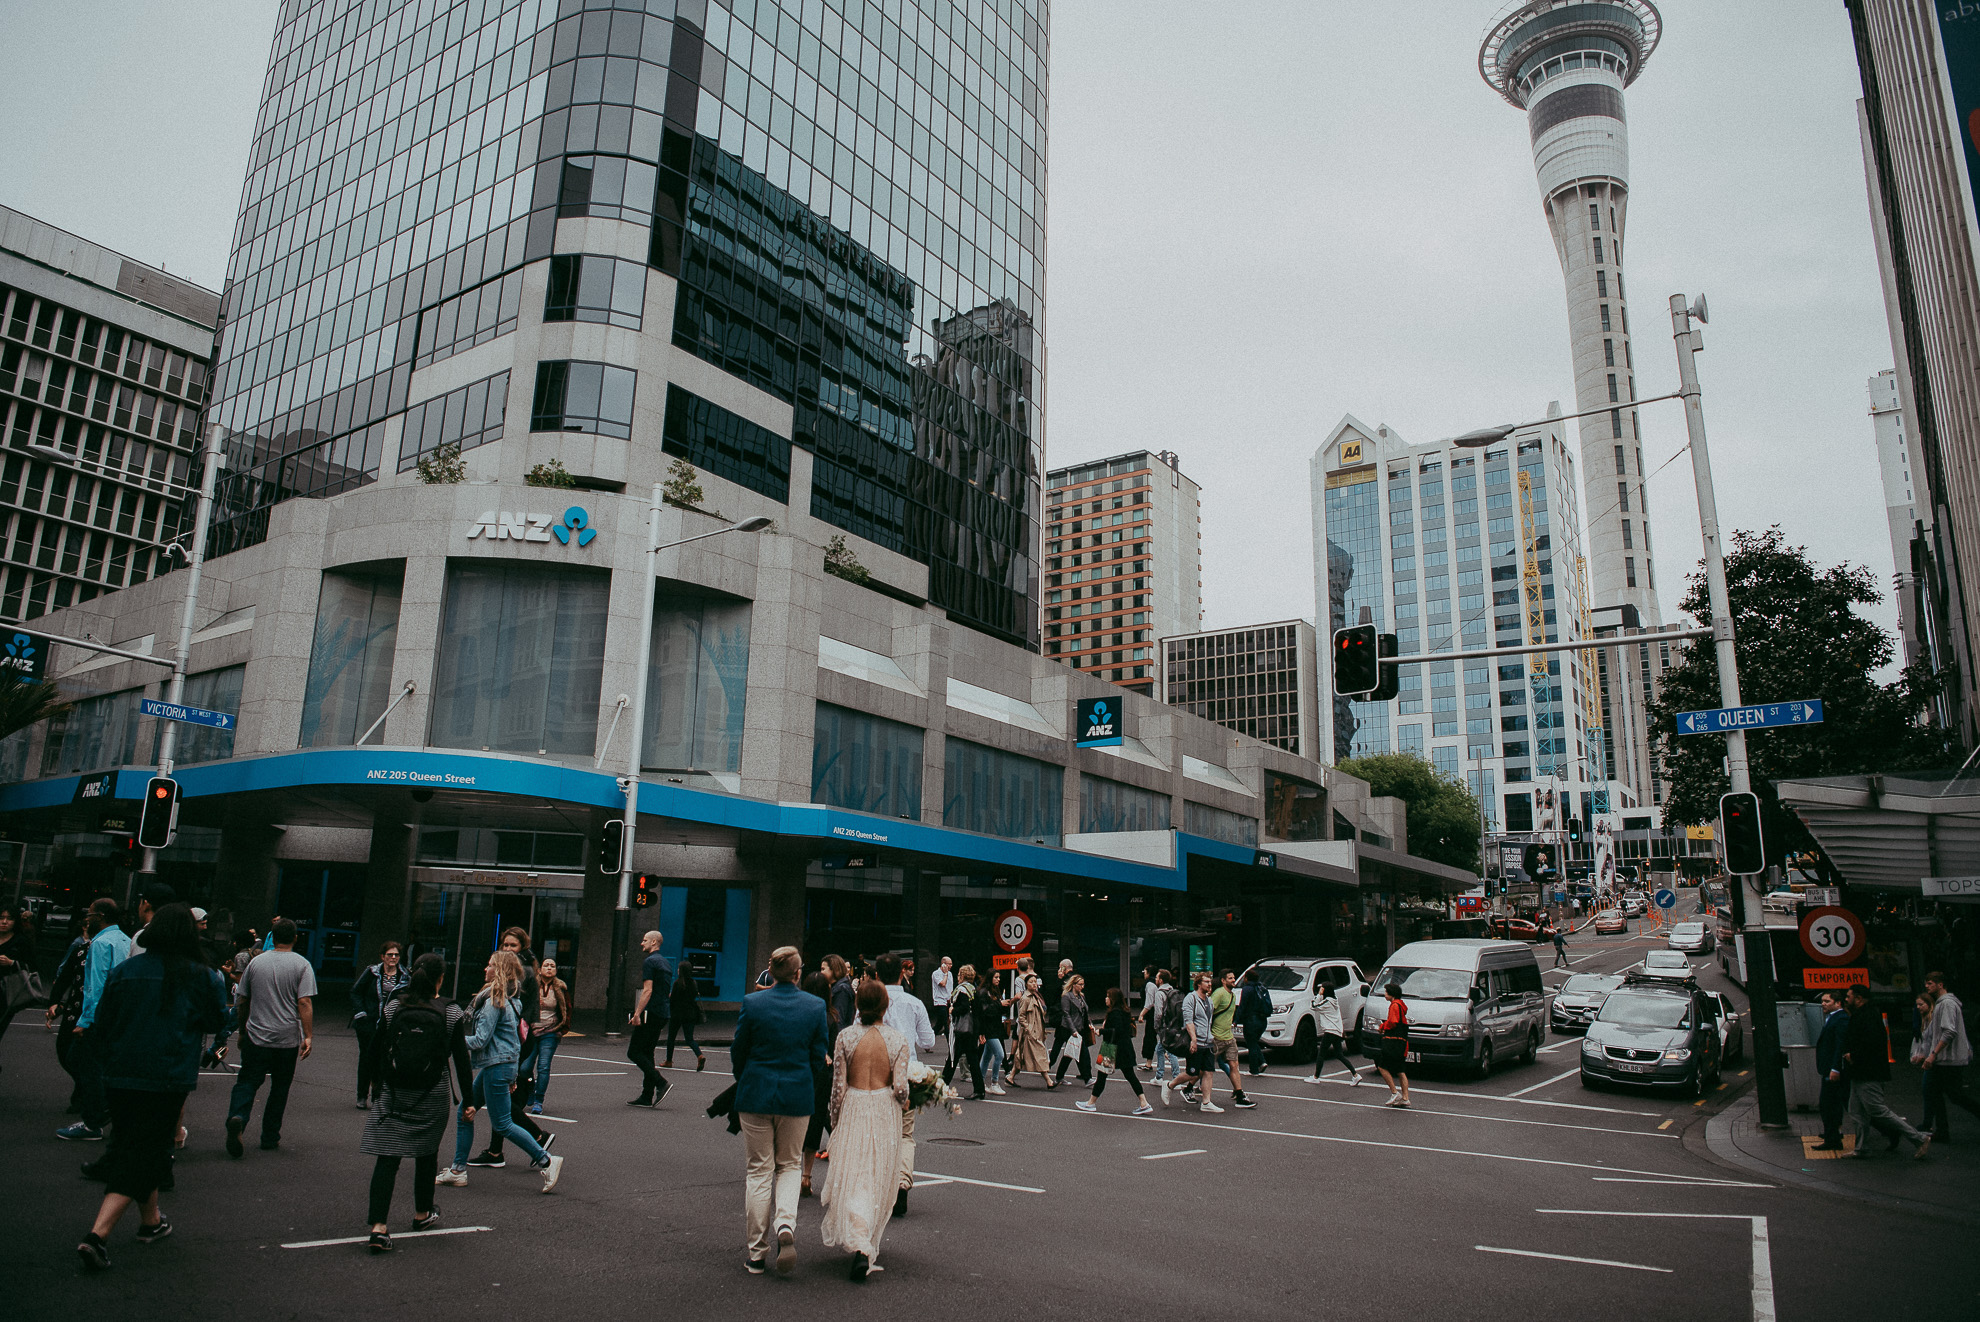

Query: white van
[[1356, 939, 1548, 1077]]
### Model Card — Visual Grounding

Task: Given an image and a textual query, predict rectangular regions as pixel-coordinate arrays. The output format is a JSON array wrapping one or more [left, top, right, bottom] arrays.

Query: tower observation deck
[[1481, 1, 1664, 628]]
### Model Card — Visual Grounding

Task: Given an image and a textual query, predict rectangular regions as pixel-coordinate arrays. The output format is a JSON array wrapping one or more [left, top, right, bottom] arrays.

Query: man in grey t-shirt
[[225, 918, 316, 1156]]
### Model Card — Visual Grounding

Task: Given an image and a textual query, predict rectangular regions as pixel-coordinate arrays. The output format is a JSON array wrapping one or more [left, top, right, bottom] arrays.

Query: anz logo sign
[[466, 506, 598, 548]]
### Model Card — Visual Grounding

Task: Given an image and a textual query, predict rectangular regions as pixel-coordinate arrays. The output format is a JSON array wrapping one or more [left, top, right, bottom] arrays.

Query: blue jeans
[[1152, 1039, 1181, 1082], [454, 1063, 547, 1168], [980, 1037, 1007, 1085], [529, 1033, 560, 1105]]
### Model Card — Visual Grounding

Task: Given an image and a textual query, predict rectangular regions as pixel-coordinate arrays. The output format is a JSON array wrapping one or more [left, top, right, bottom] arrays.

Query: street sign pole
[[143, 423, 226, 874], [1671, 294, 1787, 1128]]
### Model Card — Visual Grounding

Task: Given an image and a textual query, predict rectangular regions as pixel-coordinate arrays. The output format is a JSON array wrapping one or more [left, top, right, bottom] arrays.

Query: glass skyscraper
[[207, 0, 1047, 645]]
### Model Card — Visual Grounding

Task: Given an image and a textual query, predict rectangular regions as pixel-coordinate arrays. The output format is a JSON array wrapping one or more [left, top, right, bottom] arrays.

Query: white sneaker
[[1159, 1078, 1171, 1107], [1133, 1102, 1154, 1116], [1075, 1099, 1097, 1112], [1349, 1071, 1363, 1087], [987, 1083, 1007, 1095], [435, 1167, 467, 1187], [537, 1153, 563, 1193], [1199, 1100, 1223, 1114], [1306, 1075, 1325, 1085]]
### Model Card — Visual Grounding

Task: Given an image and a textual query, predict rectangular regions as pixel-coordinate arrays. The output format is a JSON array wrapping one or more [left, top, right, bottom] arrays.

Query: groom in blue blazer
[[731, 945, 830, 1276]]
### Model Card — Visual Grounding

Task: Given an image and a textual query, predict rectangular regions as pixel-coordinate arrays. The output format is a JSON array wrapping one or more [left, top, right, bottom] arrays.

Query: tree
[[1335, 751, 1482, 872], [1647, 527, 1954, 869], [0, 679, 66, 743], [661, 457, 704, 509]]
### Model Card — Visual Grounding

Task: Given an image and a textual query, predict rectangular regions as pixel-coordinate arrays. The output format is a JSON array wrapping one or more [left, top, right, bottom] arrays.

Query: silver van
[[1356, 939, 1548, 1077]]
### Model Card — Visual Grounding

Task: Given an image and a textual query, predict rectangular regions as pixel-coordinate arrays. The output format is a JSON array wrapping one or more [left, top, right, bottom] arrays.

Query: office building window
[[39, 686, 143, 776], [298, 569, 403, 748], [1596, 270, 1609, 298], [1625, 557, 1637, 587], [530, 361, 635, 439], [557, 154, 659, 223], [167, 665, 245, 765], [415, 271, 524, 369], [661, 385, 791, 504], [1593, 237, 1605, 263], [1186, 800, 1258, 846], [943, 739, 1063, 845], [543, 255, 646, 330], [1397, 723, 1424, 755], [645, 594, 752, 776], [1618, 482, 1630, 513], [1614, 444, 1626, 474], [1589, 201, 1601, 230], [1265, 771, 1328, 842], [1622, 520, 1633, 549], [812, 703, 923, 819], [1600, 304, 1611, 331], [430, 563, 608, 756], [1607, 373, 1618, 403], [1432, 745, 1459, 779], [1080, 774, 1171, 833], [397, 371, 510, 471]]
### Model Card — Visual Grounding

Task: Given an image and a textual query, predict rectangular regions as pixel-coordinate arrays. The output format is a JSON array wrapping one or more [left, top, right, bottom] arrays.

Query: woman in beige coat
[[1008, 973, 1055, 1087]]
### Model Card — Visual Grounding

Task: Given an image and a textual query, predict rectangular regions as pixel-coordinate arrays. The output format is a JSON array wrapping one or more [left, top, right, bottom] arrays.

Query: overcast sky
[[0, 1, 1900, 649]]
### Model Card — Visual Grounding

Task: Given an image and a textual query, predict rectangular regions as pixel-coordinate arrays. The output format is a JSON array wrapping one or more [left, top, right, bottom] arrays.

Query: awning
[[1774, 772, 1980, 889]]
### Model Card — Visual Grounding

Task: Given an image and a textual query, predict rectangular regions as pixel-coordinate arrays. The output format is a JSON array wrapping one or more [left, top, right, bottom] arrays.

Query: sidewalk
[[564, 1007, 740, 1046], [1703, 1063, 1979, 1225]]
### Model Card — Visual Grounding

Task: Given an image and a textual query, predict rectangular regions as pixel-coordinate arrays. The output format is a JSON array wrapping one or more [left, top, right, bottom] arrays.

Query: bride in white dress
[[819, 979, 908, 1281]]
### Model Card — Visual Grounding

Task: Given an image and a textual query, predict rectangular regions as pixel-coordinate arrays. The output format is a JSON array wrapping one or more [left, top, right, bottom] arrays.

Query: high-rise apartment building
[[1043, 449, 1200, 696], [1480, 1, 1665, 628], [1162, 620, 1319, 759], [206, 0, 1047, 648], [1851, 0, 1980, 740], [0, 205, 220, 620], [1868, 369, 1932, 669], [1313, 413, 1634, 833]]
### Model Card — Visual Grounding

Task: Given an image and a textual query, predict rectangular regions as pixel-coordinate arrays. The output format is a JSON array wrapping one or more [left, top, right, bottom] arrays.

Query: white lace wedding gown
[[819, 1021, 908, 1262]]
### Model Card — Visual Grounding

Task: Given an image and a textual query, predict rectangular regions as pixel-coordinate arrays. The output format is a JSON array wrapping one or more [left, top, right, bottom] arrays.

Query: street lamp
[[1445, 293, 1788, 1127], [606, 497, 773, 1030]]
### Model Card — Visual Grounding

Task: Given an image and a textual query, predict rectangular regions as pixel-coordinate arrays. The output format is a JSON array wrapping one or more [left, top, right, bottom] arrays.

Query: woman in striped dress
[[360, 952, 472, 1253]]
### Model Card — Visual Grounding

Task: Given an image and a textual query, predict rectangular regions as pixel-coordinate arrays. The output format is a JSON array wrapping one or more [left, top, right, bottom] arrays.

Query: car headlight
[[1440, 1023, 1466, 1037], [1581, 1039, 1600, 1055], [1663, 1048, 1691, 1062]]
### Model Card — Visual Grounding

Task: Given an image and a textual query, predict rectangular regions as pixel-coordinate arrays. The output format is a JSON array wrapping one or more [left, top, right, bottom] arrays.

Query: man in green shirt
[[1209, 971, 1256, 1108]]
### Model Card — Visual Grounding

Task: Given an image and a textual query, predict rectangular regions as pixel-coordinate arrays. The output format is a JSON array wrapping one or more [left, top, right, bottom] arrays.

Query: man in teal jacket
[[730, 944, 829, 1277]]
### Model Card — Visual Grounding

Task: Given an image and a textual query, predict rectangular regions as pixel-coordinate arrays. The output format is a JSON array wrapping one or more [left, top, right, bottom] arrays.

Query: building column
[[211, 823, 283, 936], [747, 853, 808, 984], [357, 813, 413, 966]]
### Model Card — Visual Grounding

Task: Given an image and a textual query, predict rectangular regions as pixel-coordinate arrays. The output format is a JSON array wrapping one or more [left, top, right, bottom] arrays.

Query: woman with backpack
[[436, 950, 564, 1194], [1375, 981, 1412, 1108], [360, 951, 472, 1252], [525, 959, 571, 1114], [665, 961, 706, 1070]]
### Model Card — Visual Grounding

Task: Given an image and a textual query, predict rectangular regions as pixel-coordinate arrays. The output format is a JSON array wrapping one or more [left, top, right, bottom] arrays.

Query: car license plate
[[1612, 1061, 1654, 1073], [1404, 1051, 1422, 1064]]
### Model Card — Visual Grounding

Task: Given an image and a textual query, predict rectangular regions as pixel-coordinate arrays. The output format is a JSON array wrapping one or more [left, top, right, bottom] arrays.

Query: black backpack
[[1159, 987, 1189, 1054], [382, 1000, 451, 1094]]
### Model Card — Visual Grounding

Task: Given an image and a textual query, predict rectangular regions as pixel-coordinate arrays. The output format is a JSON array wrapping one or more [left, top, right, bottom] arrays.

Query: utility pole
[[142, 423, 226, 876], [1669, 294, 1787, 1128]]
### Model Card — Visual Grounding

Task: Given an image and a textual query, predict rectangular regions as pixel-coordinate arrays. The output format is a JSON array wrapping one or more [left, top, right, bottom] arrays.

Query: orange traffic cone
[[1883, 1012, 1895, 1064]]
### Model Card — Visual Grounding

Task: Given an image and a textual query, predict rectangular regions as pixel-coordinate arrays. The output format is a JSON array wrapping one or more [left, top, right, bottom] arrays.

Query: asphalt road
[[5, 924, 1975, 1320]]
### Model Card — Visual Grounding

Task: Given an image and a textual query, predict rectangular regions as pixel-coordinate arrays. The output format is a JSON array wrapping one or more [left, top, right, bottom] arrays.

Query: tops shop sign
[[465, 507, 598, 547]]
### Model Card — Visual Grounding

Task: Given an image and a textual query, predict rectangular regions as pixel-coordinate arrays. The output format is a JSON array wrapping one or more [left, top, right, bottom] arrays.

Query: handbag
[[1058, 1032, 1084, 1063], [3, 967, 45, 1015], [1099, 1041, 1119, 1070]]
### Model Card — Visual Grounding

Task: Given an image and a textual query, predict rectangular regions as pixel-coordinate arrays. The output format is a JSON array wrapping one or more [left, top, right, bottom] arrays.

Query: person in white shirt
[[875, 953, 933, 1218], [930, 956, 955, 1058]]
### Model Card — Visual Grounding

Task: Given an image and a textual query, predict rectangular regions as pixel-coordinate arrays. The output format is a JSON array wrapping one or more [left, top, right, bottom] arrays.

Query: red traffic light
[[1333, 624, 1380, 695], [137, 775, 180, 849]]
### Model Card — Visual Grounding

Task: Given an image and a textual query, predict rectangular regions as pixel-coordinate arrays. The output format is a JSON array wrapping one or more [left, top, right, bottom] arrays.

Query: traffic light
[[633, 873, 654, 908], [116, 834, 142, 871], [1720, 791, 1766, 875], [1567, 818, 1583, 844], [1333, 624, 1379, 696], [600, 818, 626, 873], [1371, 632, 1400, 702], [136, 776, 179, 849]]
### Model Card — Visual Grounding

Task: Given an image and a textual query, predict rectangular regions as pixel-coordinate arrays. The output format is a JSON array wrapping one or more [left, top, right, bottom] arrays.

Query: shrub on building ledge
[[661, 457, 705, 509], [824, 534, 871, 585], [415, 442, 466, 484], [525, 459, 577, 488]]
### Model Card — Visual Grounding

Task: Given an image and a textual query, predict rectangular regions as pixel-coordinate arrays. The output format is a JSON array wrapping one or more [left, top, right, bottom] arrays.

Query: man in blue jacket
[[731, 944, 829, 1277], [1238, 966, 1274, 1076], [1814, 989, 1850, 1151]]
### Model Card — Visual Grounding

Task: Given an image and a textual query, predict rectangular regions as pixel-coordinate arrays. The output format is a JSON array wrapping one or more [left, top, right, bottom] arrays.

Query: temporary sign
[[993, 908, 1032, 953], [1075, 696, 1122, 748], [1802, 966, 1869, 991], [991, 952, 1025, 971], [1799, 905, 1866, 967]]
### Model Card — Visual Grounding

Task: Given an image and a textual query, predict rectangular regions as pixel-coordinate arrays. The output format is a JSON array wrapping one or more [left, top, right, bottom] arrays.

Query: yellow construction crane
[[1517, 468, 1552, 799]]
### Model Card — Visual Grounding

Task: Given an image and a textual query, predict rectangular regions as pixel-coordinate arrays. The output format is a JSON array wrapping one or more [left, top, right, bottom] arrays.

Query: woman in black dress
[[665, 961, 706, 1069], [360, 951, 474, 1252]]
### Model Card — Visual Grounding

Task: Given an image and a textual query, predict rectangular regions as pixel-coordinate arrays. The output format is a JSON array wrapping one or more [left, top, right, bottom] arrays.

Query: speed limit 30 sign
[[1799, 905, 1865, 967], [994, 908, 1033, 953]]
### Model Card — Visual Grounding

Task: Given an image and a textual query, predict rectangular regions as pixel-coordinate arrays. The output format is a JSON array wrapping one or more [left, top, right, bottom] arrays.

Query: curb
[[1700, 1098, 1980, 1227]]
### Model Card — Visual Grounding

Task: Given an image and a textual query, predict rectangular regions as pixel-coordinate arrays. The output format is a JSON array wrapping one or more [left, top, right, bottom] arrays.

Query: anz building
[[1, 0, 1471, 1007]]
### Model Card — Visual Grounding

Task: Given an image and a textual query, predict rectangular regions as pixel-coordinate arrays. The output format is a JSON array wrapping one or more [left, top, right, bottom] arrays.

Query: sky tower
[[1481, 1, 1664, 629]]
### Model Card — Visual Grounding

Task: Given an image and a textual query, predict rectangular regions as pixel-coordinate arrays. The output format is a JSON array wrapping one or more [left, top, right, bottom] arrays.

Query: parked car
[[1487, 915, 1546, 942], [1636, 949, 1694, 982], [1550, 972, 1624, 1034], [1359, 939, 1548, 1077], [1707, 990, 1744, 1062], [1593, 909, 1628, 935], [1242, 957, 1369, 1061], [1667, 920, 1714, 954]]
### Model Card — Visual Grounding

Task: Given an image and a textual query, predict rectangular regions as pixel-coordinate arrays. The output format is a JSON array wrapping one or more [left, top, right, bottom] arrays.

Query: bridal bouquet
[[906, 1059, 963, 1115]]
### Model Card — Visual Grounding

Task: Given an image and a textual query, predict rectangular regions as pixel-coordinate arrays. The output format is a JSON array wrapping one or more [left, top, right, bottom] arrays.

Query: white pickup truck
[[1242, 957, 1370, 1061]]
